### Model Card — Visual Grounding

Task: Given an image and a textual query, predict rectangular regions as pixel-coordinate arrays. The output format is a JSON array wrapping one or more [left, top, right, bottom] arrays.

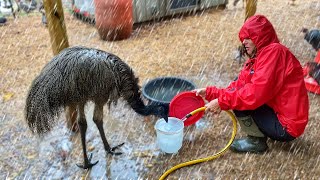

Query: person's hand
[[193, 88, 206, 98], [205, 99, 221, 115]]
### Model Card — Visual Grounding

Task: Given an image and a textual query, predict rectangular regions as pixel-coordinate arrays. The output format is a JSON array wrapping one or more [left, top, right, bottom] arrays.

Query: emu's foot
[[107, 143, 125, 155], [76, 153, 99, 169]]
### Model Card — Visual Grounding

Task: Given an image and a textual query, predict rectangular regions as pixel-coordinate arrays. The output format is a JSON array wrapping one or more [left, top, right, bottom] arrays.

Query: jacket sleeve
[[218, 45, 286, 110], [205, 86, 225, 102], [205, 59, 251, 102]]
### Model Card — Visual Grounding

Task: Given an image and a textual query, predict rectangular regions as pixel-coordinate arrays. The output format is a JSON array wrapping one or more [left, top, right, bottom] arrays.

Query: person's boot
[[230, 136, 268, 153], [230, 115, 268, 153]]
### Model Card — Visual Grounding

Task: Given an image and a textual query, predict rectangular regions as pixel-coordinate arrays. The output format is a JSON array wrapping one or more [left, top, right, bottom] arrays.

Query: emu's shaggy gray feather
[[25, 46, 167, 135]]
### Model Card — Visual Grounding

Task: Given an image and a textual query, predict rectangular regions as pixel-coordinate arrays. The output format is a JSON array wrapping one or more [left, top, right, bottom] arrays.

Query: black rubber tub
[[142, 76, 196, 106]]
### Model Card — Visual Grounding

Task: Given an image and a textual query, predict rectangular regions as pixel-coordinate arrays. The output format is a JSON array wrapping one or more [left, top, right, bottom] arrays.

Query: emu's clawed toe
[[76, 153, 99, 169], [76, 160, 99, 169], [108, 142, 125, 155]]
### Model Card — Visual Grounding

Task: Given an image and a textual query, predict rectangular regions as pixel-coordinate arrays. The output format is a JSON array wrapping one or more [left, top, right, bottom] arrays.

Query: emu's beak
[[163, 115, 168, 123], [162, 104, 169, 123]]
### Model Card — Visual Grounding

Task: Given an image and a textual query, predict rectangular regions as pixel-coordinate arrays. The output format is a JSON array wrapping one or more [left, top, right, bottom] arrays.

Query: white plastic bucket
[[154, 117, 184, 153]]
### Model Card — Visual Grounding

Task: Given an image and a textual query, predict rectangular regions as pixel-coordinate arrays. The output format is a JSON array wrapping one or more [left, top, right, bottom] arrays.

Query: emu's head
[[151, 104, 169, 122]]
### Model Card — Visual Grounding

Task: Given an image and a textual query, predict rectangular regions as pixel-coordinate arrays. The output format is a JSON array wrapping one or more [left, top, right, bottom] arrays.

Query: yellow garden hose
[[159, 108, 237, 180]]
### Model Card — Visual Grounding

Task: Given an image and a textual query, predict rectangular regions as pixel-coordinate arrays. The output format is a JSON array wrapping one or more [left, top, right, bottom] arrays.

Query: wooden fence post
[[245, 0, 258, 21], [43, 0, 69, 55], [43, 0, 74, 127]]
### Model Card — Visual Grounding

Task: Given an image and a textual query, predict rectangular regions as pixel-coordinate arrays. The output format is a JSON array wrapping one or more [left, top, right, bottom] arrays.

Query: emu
[[25, 46, 169, 169]]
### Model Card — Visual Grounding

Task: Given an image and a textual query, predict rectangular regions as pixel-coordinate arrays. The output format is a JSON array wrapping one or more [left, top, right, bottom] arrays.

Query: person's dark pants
[[233, 105, 295, 142]]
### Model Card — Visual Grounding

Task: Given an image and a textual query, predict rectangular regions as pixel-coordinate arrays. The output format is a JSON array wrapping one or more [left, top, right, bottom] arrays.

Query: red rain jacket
[[205, 15, 309, 137]]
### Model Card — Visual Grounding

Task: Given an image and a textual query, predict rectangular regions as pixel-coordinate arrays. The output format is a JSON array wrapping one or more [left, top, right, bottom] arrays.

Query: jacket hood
[[239, 15, 279, 54]]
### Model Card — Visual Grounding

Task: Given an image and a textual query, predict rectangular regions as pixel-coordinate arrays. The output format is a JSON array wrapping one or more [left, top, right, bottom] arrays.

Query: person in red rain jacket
[[194, 15, 309, 153]]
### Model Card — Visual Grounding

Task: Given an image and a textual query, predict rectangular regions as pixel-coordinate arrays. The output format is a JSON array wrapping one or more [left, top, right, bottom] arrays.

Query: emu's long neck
[[111, 57, 159, 116], [128, 93, 154, 116]]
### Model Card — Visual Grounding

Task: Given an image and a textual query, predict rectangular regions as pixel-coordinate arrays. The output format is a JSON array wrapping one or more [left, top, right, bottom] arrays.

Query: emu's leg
[[93, 103, 124, 155], [65, 104, 79, 133], [76, 103, 99, 169]]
